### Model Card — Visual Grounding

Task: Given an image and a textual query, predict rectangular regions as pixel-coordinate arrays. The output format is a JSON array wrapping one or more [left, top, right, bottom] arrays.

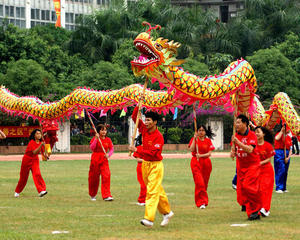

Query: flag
[[100, 110, 107, 117], [173, 107, 178, 120], [53, 0, 61, 27], [120, 109, 126, 117]]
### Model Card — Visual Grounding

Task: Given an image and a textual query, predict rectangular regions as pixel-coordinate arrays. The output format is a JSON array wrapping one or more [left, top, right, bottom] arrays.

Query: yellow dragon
[[0, 22, 299, 135]]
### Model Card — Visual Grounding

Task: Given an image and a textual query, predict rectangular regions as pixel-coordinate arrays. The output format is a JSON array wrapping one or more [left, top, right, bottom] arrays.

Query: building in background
[[0, 0, 111, 30], [126, 0, 245, 23]]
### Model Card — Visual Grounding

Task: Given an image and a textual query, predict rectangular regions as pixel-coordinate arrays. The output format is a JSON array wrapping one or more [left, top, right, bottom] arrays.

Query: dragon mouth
[[131, 40, 159, 69]]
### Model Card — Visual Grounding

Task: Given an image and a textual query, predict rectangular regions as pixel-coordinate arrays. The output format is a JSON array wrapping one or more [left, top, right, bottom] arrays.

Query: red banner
[[53, 0, 61, 27], [0, 126, 40, 138]]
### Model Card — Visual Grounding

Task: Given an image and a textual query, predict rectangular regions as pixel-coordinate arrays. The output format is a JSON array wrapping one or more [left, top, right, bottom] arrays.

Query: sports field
[[0, 156, 299, 239]]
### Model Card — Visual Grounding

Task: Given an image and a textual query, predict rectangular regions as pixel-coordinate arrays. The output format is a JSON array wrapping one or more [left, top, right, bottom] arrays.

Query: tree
[[76, 61, 134, 90], [0, 59, 54, 98], [247, 48, 299, 106]]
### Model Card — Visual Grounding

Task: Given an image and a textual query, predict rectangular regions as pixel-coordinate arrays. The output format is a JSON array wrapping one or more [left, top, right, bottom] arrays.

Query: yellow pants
[[142, 160, 171, 222]]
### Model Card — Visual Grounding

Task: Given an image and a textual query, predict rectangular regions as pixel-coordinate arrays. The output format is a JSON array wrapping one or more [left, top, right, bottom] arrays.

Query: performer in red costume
[[133, 134, 146, 206], [14, 129, 48, 198], [231, 114, 261, 220], [129, 106, 173, 228], [89, 124, 114, 201], [254, 126, 275, 217], [42, 121, 59, 160], [188, 125, 215, 209], [274, 124, 292, 193]]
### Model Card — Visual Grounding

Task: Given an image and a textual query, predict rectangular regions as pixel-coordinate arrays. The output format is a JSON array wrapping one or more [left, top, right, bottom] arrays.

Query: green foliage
[[247, 48, 300, 105], [112, 39, 136, 72], [0, 59, 54, 98], [70, 134, 91, 145], [107, 132, 127, 145], [76, 61, 134, 90], [207, 53, 234, 73], [168, 127, 183, 144], [182, 55, 211, 77], [180, 128, 194, 144]]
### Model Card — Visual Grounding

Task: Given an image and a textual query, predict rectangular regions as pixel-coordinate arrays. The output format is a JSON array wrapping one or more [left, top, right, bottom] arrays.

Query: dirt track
[[0, 152, 230, 161]]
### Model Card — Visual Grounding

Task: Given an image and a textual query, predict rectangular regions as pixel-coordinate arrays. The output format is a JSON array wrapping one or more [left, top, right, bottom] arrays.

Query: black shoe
[[248, 211, 260, 221], [241, 205, 246, 212]]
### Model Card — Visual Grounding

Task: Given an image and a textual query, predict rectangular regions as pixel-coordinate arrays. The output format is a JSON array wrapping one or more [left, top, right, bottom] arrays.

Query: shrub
[[168, 127, 183, 144], [181, 128, 194, 144]]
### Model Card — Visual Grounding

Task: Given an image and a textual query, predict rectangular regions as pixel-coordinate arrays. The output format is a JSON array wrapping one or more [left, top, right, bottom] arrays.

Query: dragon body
[[0, 23, 299, 135]]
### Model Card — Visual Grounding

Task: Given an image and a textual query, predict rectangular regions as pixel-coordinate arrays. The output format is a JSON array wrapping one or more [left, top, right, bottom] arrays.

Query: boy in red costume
[[129, 107, 174, 227], [231, 114, 261, 220]]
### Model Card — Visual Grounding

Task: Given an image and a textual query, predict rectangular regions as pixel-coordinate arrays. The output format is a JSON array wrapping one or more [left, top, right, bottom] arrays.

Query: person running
[[14, 129, 48, 198], [188, 125, 215, 209], [274, 124, 292, 193], [129, 106, 174, 228], [254, 126, 275, 217], [89, 124, 114, 201], [0, 129, 6, 139], [231, 114, 261, 220], [133, 134, 146, 206]]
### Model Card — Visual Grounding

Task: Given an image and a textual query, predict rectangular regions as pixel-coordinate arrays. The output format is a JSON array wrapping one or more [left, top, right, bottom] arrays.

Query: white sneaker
[[232, 184, 237, 190], [39, 191, 48, 197], [104, 197, 114, 201], [160, 211, 174, 227], [276, 190, 283, 193], [14, 192, 20, 198], [284, 190, 289, 193], [91, 197, 96, 201], [199, 204, 206, 209], [136, 202, 145, 206], [260, 208, 270, 217], [140, 219, 153, 227]]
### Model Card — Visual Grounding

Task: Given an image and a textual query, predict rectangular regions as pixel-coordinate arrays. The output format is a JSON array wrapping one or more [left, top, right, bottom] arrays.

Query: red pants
[[88, 153, 111, 199], [136, 162, 146, 203], [15, 155, 46, 194], [260, 163, 274, 211], [237, 165, 261, 217], [190, 157, 212, 207]]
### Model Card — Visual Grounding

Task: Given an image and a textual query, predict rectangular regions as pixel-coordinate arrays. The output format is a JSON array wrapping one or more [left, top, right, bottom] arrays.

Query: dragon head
[[131, 22, 183, 79]]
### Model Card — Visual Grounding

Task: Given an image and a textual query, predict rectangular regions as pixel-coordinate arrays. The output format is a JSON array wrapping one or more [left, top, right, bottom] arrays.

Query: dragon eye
[[154, 43, 163, 51]]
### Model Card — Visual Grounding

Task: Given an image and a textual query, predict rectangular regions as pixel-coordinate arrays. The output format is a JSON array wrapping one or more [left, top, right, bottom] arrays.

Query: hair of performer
[[129, 107, 173, 227], [133, 133, 146, 206], [89, 124, 114, 201], [254, 126, 275, 217], [188, 124, 215, 209], [231, 114, 262, 220], [273, 123, 292, 193], [14, 129, 48, 198]]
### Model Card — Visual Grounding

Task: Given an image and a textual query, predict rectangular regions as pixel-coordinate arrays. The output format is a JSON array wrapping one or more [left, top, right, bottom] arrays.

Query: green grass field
[[0, 156, 299, 240]]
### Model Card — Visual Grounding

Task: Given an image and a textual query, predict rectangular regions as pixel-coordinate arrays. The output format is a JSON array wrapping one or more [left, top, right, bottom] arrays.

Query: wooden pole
[[193, 102, 199, 159], [129, 77, 149, 156], [85, 109, 107, 158], [232, 92, 239, 160]]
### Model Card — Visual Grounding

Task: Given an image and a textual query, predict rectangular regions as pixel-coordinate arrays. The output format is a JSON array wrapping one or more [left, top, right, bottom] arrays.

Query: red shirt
[[256, 141, 275, 162], [89, 137, 113, 153], [24, 140, 44, 159], [274, 133, 292, 150], [235, 130, 260, 168], [132, 107, 164, 161], [189, 137, 215, 158]]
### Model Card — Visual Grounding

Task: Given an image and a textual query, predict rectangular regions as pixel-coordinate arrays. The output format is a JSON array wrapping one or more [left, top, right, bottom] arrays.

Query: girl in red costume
[[254, 126, 275, 217], [188, 125, 215, 209], [14, 129, 48, 198], [89, 124, 114, 201]]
